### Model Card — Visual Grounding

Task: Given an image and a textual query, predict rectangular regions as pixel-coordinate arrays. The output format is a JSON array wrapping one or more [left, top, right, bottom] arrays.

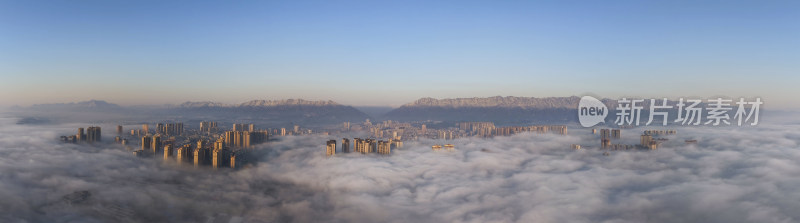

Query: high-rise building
[[377, 140, 391, 155], [196, 139, 206, 150], [326, 140, 336, 156], [214, 138, 225, 151], [230, 153, 237, 169], [177, 144, 192, 163], [224, 131, 235, 147], [200, 121, 218, 132], [601, 129, 611, 139], [640, 134, 652, 147], [86, 126, 101, 143], [648, 141, 659, 150], [194, 147, 208, 166], [611, 129, 621, 139], [341, 138, 350, 153], [367, 139, 376, 153], [280, 128, 286, 136], [242, 131, 251, 148], [221, 130, 266, 148], [116, 125, 123, 135], [601, 138, 611, 149], [77, 128, 85, 142], [158, 123, 183, 136], [142, 124, 149, 134], [232, 123, 246, 132], [199, 121, 208, 132], [212, 148, 230, 168], [392, 140, 403, 149], [163, 144, 174, 160], [355, 138, 375, 153], [421, 124, 427, 134], [141, 136, 152, 151], [151, 135, 162, 154], [353, 138, 362, 153]]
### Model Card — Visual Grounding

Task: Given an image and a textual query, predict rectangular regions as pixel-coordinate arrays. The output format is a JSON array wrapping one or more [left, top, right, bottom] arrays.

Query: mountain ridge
[[402, 96, 583, 108], [176, 99, 340, 108], [30, 100, 122, 109]]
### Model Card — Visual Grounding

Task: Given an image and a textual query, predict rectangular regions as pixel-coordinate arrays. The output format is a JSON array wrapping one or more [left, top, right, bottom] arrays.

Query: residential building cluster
[[59, 126, 102, 143], [325, 138, 403, 156], [589, 128, 681, 152], [58, 121, 302, 169]]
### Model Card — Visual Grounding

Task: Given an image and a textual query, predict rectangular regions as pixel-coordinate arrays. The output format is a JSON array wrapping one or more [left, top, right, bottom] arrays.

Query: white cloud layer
[[1, 116, 799, 223]]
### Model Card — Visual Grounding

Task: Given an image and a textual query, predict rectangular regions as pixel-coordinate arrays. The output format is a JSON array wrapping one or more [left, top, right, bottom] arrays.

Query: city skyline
[[3, 1, 800, 222], [2, 1, 799, 108]]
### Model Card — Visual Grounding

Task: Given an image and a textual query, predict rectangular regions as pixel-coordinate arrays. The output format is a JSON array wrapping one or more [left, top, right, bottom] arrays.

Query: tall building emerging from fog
[[341, 138, 350, 153], [86, 126, 101, 143], [141, 136, 151, 151], [326, 140, 336, 156], [77, 128, 85, 142], [640, 134, 652, 147], [151, 135, 162, 154], [393, 140, 403, 148], [116, 125, 123, 135], [163, 144, 174, 160], [177, 144, 192, 163], [377, 140, 391, 155], [194, 146, 209, 167], [601, 138, 611, 148], [212, 148, 230, 168], [223, 130, 268, 148], [611, 129, 621, 139], [601, 129, 611, 139], [142, 124, 149, 134]]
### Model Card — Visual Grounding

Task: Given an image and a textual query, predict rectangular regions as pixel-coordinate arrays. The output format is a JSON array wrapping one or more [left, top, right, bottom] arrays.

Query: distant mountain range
[[403, 96, 584, 108], [384, 96, 597, 124], [168, 99, 368, 126], [175, 99, 340, 108], [29, 100, 123, 111], [15, 99, 369, 126], [14, 96, 689, 126]]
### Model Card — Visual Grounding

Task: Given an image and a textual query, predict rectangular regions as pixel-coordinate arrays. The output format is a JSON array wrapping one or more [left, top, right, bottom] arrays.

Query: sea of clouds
[[1, 115, 799, 223]]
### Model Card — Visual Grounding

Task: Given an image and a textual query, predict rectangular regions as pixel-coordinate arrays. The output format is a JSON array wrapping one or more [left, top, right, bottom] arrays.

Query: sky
[[1, 0, 799, 108]]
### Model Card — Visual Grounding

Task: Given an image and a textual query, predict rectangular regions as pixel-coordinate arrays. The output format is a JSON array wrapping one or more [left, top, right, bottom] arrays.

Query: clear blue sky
[[1, 0, 798, 108]]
